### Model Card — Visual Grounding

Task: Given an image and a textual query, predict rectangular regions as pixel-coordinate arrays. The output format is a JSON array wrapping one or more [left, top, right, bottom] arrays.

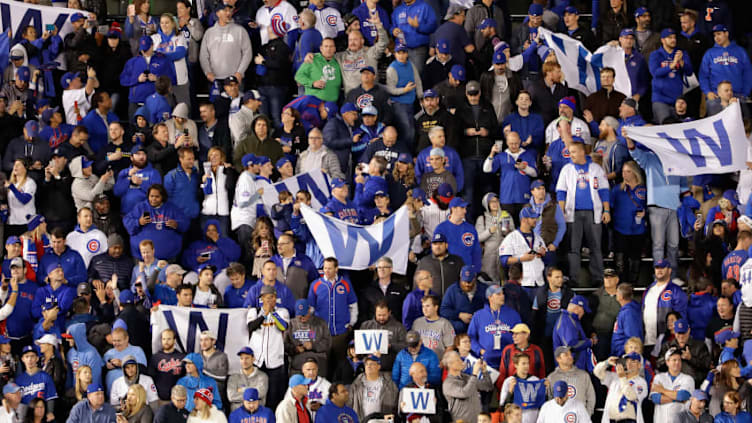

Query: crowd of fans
[[0, 0, 752, 422]]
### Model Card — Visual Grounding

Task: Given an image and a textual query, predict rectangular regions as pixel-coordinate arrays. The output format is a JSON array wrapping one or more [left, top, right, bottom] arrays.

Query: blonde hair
[[9, 159, 28, 186], [624, 337, 643, 354], [620, 160, 644, 190], [74, 365, 92, 401], [123, 385, 147, 417], [190, 397, 211, 419], [160, 13, 178, 34]]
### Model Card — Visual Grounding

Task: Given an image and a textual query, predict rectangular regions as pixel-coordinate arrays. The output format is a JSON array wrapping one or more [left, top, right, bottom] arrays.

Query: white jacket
[[151, 32, 189, 85], [201, 164, 230, 217], [594, 362, 647, 423], [555, 161, 608, 224], [66, 226, 109, 268], [246, 306, 289, 369], [230, 171, 259, 230], [536, 398, 591, 423], [275, 391, 304, 423], [498, 229, 546, 287], [650, 372, 694, 423], [109, 374, 159, 407], [284, 376, 331, 420], [186, 406, 227, 423], [545, 116, 591, 144]]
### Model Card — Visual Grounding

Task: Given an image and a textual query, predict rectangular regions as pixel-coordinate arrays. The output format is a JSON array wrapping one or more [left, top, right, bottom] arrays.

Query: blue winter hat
[[340, 102, 358, 114], [519, 207, 540, 220], [276, 157, 291, 169], [289, 374, 312, 388], [528, 4, 543, 16], [295, 299, 310, 316], [570, 295, 591, 313], [16, 66, 30, 83], [723, 189, 739, 207], [479, 18, 496, 30], [139, 35, 153, 51], [27, 214, 45, 232], [460, 265, 476, 282], [553, 380, 568, 398], [674, 318, 689, 334], [660, 28, 676, 38], [436, 39, 450, 54], [330, 177, 347, 189], [493, 50, 506, 65], [558, 96, 576, 111], [256, 156, 271, 166], [450, 64, 466, 82], [485, 284, 502, 298], [87, 383, 104, 394], [112, 319, 128, 331], [448, 197, 468, 209], [242, 153, 257, 168], [244, 388, 259, 401], [634, 6, 648, 17]]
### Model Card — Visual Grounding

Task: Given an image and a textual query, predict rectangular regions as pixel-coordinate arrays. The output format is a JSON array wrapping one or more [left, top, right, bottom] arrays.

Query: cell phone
[[200, 251, 211, 258], [45, 24, 55, 32], [142, 212, 150, 219], [143, 69, 150, 76], [183, 128, 189, 136], [107, 165, 113, 172], [516, 158, 522, 164]]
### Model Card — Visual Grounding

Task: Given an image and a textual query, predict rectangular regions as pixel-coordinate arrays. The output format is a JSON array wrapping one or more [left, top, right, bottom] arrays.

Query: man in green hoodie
[[294, 38, 342, 102]]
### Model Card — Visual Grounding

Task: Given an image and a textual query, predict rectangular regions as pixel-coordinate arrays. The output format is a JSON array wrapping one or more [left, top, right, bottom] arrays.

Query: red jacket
[[495, 343, 546, 390]]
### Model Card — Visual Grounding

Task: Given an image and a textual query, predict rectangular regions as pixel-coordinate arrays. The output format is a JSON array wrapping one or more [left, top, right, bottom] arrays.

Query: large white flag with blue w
[[261, 170, 331, 213], [539, 27, 632, 96], [300, 205, 410, 274]]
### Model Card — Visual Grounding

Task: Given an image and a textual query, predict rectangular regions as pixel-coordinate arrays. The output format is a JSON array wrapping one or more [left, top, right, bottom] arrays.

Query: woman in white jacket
[[187, 389, 227, 423], [152, 15, 190, 109], [5, 159, 36, 237]]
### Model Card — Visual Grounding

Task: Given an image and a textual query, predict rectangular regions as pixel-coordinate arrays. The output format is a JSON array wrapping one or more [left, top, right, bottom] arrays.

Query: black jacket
[[479, 69, 522, 117], [146, 141, 178, 177], [153, 403, 189, 423], [94, 42, 132, 93], [37, 169, 76, 224], [88, 253, 134, 291], [258, 38, 292, 87], [568, 26, 598, 52], [119, 303, 152, 359], [422, 56, 458, 91], [415, 106, 459, 152], [358, 279, 410, 323], [597, 7, 632, 45], [455, 98, 499, 158], [528, 78, 568, 125], [345, 84, 394, 125], [94, 140, 135, 176]]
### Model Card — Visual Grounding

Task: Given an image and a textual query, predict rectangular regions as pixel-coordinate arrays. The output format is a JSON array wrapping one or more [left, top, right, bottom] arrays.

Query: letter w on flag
[[513, 379, 547, 409]]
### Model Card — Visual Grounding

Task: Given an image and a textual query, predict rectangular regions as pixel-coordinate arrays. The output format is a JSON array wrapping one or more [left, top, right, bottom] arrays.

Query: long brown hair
[[715, 359, 741, 390], [392, 161, 415, 186]]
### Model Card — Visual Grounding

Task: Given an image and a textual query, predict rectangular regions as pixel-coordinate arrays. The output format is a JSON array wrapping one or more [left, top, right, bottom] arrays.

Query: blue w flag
[[538, 27, 631, 96], [513, 379, 546, 409], [0, 30, 9, 80]]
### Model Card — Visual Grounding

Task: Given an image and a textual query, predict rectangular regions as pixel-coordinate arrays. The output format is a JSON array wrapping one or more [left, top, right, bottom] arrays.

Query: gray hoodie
[[70, 155, 114, 210], [199, 22, 252, 80], [335, 25, 388, 95], [475, 193, 514, 280], [226, 367, 269, 410]]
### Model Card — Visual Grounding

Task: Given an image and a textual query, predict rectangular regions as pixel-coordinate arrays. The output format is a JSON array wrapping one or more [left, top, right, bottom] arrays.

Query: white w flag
[[261, 170, 331, 211], [538, 27, 631, 96], [0, 0, 82, 40], [151, 306, 249, 374], [624, 101, 748, 176], [300, 205, 410, 274]]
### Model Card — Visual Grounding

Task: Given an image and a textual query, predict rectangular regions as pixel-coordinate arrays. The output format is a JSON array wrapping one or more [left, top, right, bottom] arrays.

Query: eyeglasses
[[309, 136, 323, 140], [377, 266, 392, 270], [467, 91, 480, 96]]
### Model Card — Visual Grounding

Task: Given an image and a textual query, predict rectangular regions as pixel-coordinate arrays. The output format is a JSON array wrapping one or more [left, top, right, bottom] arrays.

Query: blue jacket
[[229, 405, 275, 423], [546, 138, 571, 192], [244, 280, 296, 317], [353, 175, 388, 210], [323, 115, 355, 176], [722, 250, 748, 282], [293, 28, 323, 73], [4, 279, 38, 338], [123, 200, 189, 260], [403, 289, 438, 330], [714, 411, 752, 423], [37, 246, 87, 286], [353, 2, 391, 45], [164, 166, 200, 219], [80, 110, 119, 154], [434, 219, 481, 273], [223, 279, 254, 309], [392, 345, 441, 389], [182, 219, 241, 272], [553, 310, 595, 372], [176, 353, 222, 411], [629, 146, 687, 210], [390, 0, 438, 48], [66, 322, 104, 386], [66, 397, 117, 423], [415, 145, 464, 192], [321, 196, 361, 224], [688, 292, 717, 341], [119, 53, 176, 103], [32, 282, 76, 336], [641, 281, 688, 337], [625, 50, 650, 98], [308, 276, 358, 336], [501, 112, 545, 152], [649, 46, 694, 105], [314, 400, 359, 423], [611, 300, 643, 356], [440, 281, 489, 333], [144, 93, 172, 124], [488, 149, 538, 204], [611, 184, 647, 235], [468, 304, 521, 368], [699, 41, 752, 96], [113, 164, 162, 213]]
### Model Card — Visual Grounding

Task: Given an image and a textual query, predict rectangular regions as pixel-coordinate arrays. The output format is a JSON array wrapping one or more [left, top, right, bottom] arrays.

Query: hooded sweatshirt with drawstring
[[66, 322, 105, 386], [176, 353, 222, 411], [181, 219, 241, 272], [475, 193, 514, 280], [108, 354, 159, 408]]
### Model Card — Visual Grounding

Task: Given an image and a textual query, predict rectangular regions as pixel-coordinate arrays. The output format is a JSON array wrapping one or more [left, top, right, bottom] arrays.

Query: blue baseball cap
[[553, 380, 568, 398], [243, 388, 259, 402], [139, 35, 153, 51], [340, 102, 358, 114], [520, 207, 540, 220], [256, 156, 271, 166], [715, 327, 740, 345], [432, 232, 447, 243], [81, 157, 93, 169], [493, 50, 507, 65], [5, 235, 21, 245], [16, 66, 30, 83], [398, 153, 412, 163], [87, 383, 104, 394], [450, 64, 466, 82], [0, 335, 10, 344], [479, 18, 496, 30], [45, 261, 62, 276], [276, 157, 291, 169], [360, 65, 376, 74], [289, 374, 312, 388], [412, 187, 428, 205], [21, 345, 39, 356], [564, 6, 578, 14], [674, 318, 689, 334], [449, 197, 468, 209], [437, 183, 454, 198], [570, 295, 591, 313], [242, 153, 257, 168], [530, 180, 545, 190], [2, 383, 20, 395], [620, 28, 635, 38], [24, 120, 39, 138], [70, 12, 86, 22], [423, 89, 438, 98], [634, 6, 648, 17], [237, 346, 255, 356], [60, 71, 81, 89], [119, 290, 134, 304], [528, 4, 543, 16], [692, 389, 708, 401], [713, 24, 729, 33], [660, 28, 676, 38], [486, 284, 503, 298], [460, 265, 476, 282], [653, 259, 670, 268], [295, 299, 310, 316], [331, 177, 347, 189], [623, 352, 641, 361], [242, 90, 262, 103], [394, 42, 407, 52], [436, 39, 450, 54]]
